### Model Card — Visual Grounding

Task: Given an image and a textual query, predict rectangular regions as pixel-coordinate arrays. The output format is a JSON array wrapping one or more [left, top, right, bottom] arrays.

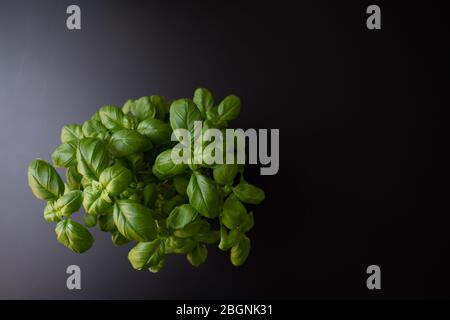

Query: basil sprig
[[28, 88, 265, 271]]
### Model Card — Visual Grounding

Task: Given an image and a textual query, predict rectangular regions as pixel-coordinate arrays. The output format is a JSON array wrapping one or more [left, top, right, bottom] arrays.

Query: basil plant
[[28, 88, 265, 272]]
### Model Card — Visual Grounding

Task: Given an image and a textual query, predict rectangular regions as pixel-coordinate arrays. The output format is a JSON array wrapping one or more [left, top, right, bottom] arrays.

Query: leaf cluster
[[28, 89, 264, 271]]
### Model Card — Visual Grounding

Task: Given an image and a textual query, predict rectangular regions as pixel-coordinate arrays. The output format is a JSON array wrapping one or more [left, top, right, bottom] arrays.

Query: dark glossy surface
[[0, 0, 448, 299]]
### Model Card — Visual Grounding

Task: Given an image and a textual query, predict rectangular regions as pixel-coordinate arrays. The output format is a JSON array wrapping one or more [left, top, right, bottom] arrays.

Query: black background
[[0, 0, 449, 299]]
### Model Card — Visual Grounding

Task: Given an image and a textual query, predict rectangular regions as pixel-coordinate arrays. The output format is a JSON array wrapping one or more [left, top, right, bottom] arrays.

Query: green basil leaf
[[213, 164, 239, 185], [152, 149, 188, 179], [173, 174, 189, 195], [61, 124, 84, 143], [111, 230, 130, 247], [217, 94, 240, 122], [186, 172, 220, 218], [193, 88, 214, 118], [194, 229, 220, 244], [149, 258, 165, 273], [80, 177, 90, 189], [55, 218, 94, 253], [55, 190, 83, 217], [202, 119, 215, 131], [128, 238, 165, 270], [222, 185, 232, 196], [151, 95, 169, 120], [115, 158, 131, 169], [206, 107, 218, 122], [98, 209, 116, 232], [240, 211, 254, 233], [122, 99, 134, 114], [98, 105, 130, 131], [129, 117, 139, 130], [158, 223, 171, 239], [187, 243, 207, 267], [66, 166, 82, 190], [219, 226, 243, 251], [82, 185, 112, 215], [91, 110, 101, 121], [129, 193, 142, 202], [230, 235, 251, 266], [81, 176, 92, 189], [130, 96, 156, 121], [113, 200, 157, 242], [167, 204, 198, 230], [99, 164, 132, 196], [43, 201, 61, 222], [174, 219, 209, 238], [28, 159, 64, 200], [109, 129, 152, 157], [76, 138, 110, 180], [82, 119, 110, 140], [169, 98, 202, 140], [143, 183, 157, 208], [137, 118, 172, 145], [119, 187, 136, 200], [162, 194, 188, 217], [126, 153, 145, 171], [232, 182, 265, 204], [51, 141, 78, 168], [83, 213, 97, 228], [222, 194, 247, 229], [165, 236, 196, 254]]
